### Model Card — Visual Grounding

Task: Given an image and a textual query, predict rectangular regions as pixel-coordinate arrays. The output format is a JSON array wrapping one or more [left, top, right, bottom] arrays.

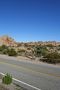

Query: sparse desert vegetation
[[0, 73, 26, 90], [0, 35, 60, 64]]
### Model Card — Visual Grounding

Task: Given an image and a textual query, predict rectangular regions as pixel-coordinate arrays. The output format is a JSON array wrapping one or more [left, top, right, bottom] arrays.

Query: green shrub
[[44, 52, 60, 59], [2, 49, 9, 54], [7, 48, 17, 56], [40, 52, 60, 64], [0, 45, 8, 51], [0, 45, 8, 54], [34, 46, 48, 57], [2, 73, 12, 85]]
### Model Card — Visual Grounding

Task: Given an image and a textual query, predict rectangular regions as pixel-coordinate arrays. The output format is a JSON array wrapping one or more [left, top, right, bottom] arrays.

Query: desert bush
[[17, 49, 26, 56], [0, 45, 9, 55], [18, 49, 25, 53], [2, 73, 12, 85], [0, 45, 8, 50], [40, 52, 60, 64], [40, 58, 60, 64], [0, 45, 8, 53], [34, 46, 48, 57], [7, 48, 17, 56], [2, 49, 8, 54], [44, 52, 60, 59]]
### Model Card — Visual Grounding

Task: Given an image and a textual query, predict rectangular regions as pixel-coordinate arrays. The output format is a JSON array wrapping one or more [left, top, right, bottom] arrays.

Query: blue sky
[[0, 0, 60, 42]]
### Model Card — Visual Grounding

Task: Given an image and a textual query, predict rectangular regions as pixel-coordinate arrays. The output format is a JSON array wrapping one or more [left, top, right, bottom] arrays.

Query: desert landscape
[[0, 35, 60, 64]]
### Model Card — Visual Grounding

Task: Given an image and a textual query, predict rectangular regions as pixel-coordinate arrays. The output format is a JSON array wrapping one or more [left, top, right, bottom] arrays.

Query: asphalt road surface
[[0, 55, 60, 90]]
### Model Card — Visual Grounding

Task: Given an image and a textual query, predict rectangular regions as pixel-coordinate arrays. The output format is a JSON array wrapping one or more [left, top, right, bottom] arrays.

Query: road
[[0, 55, 60, 90]]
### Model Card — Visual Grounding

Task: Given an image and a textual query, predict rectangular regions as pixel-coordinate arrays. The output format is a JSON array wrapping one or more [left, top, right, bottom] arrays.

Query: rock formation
[[0, 35, 17, 47]]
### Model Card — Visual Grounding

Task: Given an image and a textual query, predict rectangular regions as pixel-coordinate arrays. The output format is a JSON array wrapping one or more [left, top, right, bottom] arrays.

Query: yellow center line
[[0, 61, 60, 79]]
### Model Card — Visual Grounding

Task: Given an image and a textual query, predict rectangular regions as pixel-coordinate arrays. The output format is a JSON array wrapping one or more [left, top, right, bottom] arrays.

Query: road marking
[[0, 61, 60, 79], [0, 72, 41, 90]]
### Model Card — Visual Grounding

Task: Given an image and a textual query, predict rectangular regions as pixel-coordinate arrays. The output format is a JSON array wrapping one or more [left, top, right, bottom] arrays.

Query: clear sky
[[0, 0, 60, 42]]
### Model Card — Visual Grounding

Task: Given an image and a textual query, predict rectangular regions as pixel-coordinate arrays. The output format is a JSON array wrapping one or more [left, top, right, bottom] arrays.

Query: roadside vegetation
[[34, 45, 60, 64], [34, 45, 48, 57], [0, 73, 26, 90], [40, 52, 60, 64], [2, 73, 12, 85], [0, 44, 60, 64], [0, 45, 17, 56], [7, 49, 17, 56]]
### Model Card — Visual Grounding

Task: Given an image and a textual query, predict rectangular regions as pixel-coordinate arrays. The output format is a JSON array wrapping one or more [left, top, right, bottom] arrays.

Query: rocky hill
[[0, 35, 17, 47]]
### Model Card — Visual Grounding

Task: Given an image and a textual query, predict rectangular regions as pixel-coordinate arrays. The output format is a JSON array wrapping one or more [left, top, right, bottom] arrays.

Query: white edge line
[[0, 72, 41, 90]]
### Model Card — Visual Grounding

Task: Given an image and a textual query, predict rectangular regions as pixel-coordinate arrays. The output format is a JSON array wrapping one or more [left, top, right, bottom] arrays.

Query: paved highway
[[0, 55, 60, 90]]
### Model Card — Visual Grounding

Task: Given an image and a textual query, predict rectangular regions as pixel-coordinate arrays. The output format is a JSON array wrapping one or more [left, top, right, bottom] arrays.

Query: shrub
[[7, 48, 17, 56], [40, 58, 60, 64], [34, 46, 48, 57], [2, 73, 12, 85], [0, 45, 8, 54], [40, 52, 60, 64], [17, 49, 26, 56], [0, 45, 8, 51], [2, 49, 9, 54], [44, 52, 60, 59]]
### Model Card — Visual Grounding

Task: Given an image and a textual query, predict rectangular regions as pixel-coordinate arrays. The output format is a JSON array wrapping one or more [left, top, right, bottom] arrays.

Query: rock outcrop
[[0, 35, 17, 47]]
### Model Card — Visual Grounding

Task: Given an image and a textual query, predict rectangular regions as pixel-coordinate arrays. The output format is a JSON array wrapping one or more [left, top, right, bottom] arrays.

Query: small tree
[[2, 73, 12, 85]]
